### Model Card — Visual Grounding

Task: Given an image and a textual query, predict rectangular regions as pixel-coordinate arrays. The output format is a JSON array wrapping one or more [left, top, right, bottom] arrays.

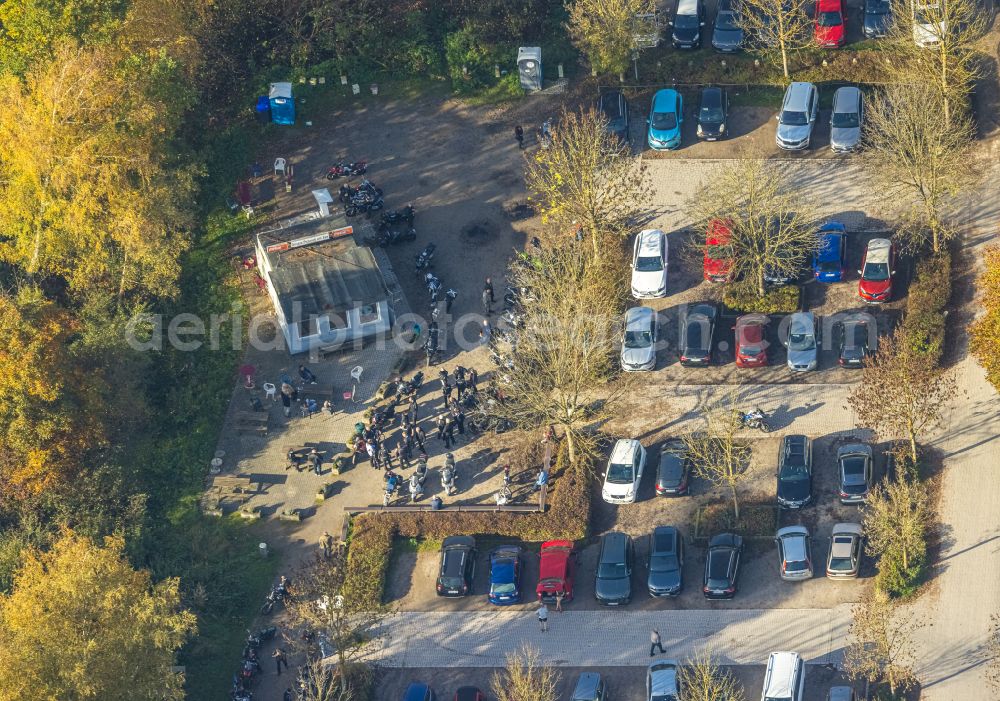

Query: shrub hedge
[[344, 441, 591, 610], [899, 251, 951, 364], [723, 285, 801, 314]]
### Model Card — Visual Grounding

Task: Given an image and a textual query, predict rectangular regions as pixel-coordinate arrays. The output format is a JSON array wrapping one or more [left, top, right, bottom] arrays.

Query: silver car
[[826, 523, 863, 579], [621, 306, 657, 371], [775, 526, 813, 581], [830, 86, 863, 153], [786, 312, 818, 372], [775, 82, 818, 150]]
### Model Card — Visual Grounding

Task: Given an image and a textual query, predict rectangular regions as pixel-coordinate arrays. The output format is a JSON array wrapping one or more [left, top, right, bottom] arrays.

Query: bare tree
[[738, 0, 812, 78], [863, 476, 931, 588], [488, 243, 631, 468], [524, 108, 650, 262], [845, 588, 924, 695], [848, 326, 957, 463], [491, 645, 561, 701], [863, 82, 977, 253], [688, 152, 818, 298], [567, 0, 657, 78], [679, 648, 746, 701], [680, 390, 754, 519]]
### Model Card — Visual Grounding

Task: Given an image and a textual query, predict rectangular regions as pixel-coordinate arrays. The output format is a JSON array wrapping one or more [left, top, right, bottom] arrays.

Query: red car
[[536, 539, 576, 604], [704, 219, 734, 282], [858, 238, 896, 303], [734, 314, 769, 368], [814, 0, 846, 47]]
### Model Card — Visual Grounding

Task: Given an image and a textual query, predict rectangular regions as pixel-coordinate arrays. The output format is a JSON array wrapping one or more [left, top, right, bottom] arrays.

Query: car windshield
[[831, 110, 859, 128], [780, 110, 808, 126], [829, 556, 854, 571], [785, 559, 809, 572], [700, 105, 724, 122], [819, 259, 842, 272], [863, 261, 890, 281], [779, 463, 809, 480], [597, 562, 628, 579], [439, 575, 463, 588], [651, 111, 678, 130], [650, 554, 679, 573], [788, 331, 815, 351], [490, 581, 517, 595], [607, 462, 634, 484], [624, 329, 653, 349], [675, 14, 700, 28], [716, 11, 740, 29], [635, 254, 663, 272], [869, 0, 890, 11], [819, 10, 843, 25]]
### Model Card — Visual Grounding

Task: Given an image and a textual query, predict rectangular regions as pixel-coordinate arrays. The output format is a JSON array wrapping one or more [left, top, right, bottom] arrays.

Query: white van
[[761, 652, 806, 701]]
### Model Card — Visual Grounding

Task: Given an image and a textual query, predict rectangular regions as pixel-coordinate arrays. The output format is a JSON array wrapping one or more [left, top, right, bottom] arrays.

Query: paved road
[[366, 606, 852, 668]]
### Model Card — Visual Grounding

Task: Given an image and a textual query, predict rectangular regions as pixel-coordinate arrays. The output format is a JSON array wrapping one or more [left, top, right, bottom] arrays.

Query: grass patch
[[461, 73, 526, 106], [729, 85, 785, 108], [694, 502, 778, 539], [723, 285, 801, 314]]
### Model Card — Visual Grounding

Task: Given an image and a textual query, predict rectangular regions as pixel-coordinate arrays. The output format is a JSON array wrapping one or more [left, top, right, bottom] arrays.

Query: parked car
[[828, 686, 858, 701], [598, 90, 631, 144], [488, 546, 522, 605], [703, 533, 743, 598], [622, 306, 658, 372], [858, 238, 896, 303], [571, 673, 608, 701], [454, 688, 485, 701], [775, 82, 819, 151], [835, 318, 877, 367], [648, 89, 683, 150], [656, 440, 690, 496], [536, 540, 576, 603], [680, 303, 717, 366], [697, 86, 728, 141], [436, 536, 476, 597], [786, 312, 818, 372], [647, 660, 681, 701], [703, 219, 733, 282], [763, 245, 802, 285], [631, 228, 669, 298], [863, 0, 892, 37], [734, 313, 769, 368], [776, 434, 813, 509], [814, 0, 846, 47], [670, 0, 706, 48], [595, 531, 634, 606], [827, 523, 864, 579], [762, 652, 806, 701], [838, 444, 873, 504], [775, 526, 813, 581], [812, 221, 848, 282], [648, 526, 684, 597], [912, 0, 944, 47], [712, 0, 744, 51], [602, 439, 647, 504], [403, 683, 436, 701], [830, 86, 863, 152]]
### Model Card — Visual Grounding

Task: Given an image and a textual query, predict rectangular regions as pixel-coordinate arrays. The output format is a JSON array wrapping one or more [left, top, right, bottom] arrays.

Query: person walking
[[514, 125, 525, 149], [537, 603, 549, 632], [555, 590, 564, 612], [414, 425, 427, 452], [468, 367, 478, 392], [455, 408, 465, 435], [436, 414, 447, 440], [650, 629, 665, 657], [438, 367, 449, 389], [368, 440, 380, 469], [445, 287, 458, 314], [273, 647, 289, 675], [319, 531, 334, 559], [379, 443, 393, 470], [442, 417, 455, 450], [485, 277, 495, 304], [481, 287, 492, 315], [443, 382, 453, 405], [308, 448, 323, 475], [479, 318, 491, 346], [408, 396, 418, 423], [281, 391, 292, 418], [352, 437, 366, 466]]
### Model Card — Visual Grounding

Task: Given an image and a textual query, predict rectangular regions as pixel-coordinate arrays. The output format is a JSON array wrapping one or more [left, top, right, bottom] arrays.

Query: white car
[[621, 306, 657, 372], [912, 0, 945, 46], [647, 660, 680, 701], [631, 229, 668, 298], [602, 439, 647, 504], [761, 652, 806, 701]]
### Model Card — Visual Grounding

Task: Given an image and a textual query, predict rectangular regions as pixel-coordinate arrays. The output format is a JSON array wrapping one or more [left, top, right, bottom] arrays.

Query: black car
[[697, 86, 729, 141], [712, 0, 744, 52], [648, 526, 684, 597], [763, 246, 803, 285], [776, 434, 813, 509], [595, 531, 634, 606], [836, 318, 877, 367], [598, 91, 631, 144], [703, 533, 743, 599], [436, 535, 477, 597], [656, 440, 690, 496], [680, 303, 717, 366], [671, 0, 706, 49], [863, 0, 892, 38]]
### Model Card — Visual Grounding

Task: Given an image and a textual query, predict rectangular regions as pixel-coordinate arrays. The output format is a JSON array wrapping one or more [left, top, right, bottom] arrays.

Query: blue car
[[488, 546, 522, 605], [402, 682, 435, 701], [648, 89, 683, 150], [813, 222, 848, 282]]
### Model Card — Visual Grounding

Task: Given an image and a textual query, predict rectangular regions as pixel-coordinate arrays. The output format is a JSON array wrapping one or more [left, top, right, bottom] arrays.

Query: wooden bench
[[235, 410, 269, 435], [203, 475, 258, 515]]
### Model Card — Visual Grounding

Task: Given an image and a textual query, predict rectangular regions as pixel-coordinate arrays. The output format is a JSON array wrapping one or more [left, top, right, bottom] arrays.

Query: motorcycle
[[415, 243, 436, 273], [737, 408, 771, 433], [339, 179, 381, 202], [242, 626, 276, 658], [260, 576, 291, 615], [365, 223, 416, 247], [381, 204, 415, 227], [326, 160, 367, 179], [413, 458, 428, 484], [441, 464, 457, 496], [408, 473, 424, 501], [393, 371, 424, 404], [344, 192, 384, 217]]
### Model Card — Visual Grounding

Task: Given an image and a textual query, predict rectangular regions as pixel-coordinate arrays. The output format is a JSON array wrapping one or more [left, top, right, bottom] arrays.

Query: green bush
[[344, 442, 592, 610], [444, 27, 515, 92], [723, 285, 801, 314], [875, 549, 927, 600], [899, 251, 951, 364]]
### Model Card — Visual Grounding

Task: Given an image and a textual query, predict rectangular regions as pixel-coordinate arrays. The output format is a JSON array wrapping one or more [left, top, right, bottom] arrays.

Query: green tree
[[863, 476, 931, 596], [567, 0, 656, 77], [0, 530, 196, 701]]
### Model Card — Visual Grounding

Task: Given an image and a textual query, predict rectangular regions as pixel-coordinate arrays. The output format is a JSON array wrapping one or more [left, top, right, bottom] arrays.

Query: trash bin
[[259, 542, 268, 558], [517, 47, 542, 92]]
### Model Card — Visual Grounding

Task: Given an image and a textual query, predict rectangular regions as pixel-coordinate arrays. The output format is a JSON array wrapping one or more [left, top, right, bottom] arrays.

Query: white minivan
[[602, 439, 647, 504], [761, 651, 806, 701]]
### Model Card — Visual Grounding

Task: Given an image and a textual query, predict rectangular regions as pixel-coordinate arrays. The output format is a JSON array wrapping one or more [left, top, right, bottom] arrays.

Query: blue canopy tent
[[269, 82, 295, 125]]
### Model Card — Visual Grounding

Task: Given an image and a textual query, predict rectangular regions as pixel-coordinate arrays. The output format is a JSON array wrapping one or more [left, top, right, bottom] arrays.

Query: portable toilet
[[517, 47, 542, 92], [268, 82, 295, 125]]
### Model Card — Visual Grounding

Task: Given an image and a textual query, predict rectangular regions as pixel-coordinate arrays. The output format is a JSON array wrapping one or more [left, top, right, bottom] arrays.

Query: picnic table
[[235, 410, 269, 435], [202, 475, 260, 515]]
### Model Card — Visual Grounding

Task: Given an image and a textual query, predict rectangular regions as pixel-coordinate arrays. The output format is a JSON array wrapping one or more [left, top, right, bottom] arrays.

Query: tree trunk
[[757, 268, 766, 298], [565, 428, 577, 466], [590, 225, 600, 262], [901, 544, 909, 571], [941, 45, 950, 127], [908, 431, 918, 466], [730, 482, 740, 521]]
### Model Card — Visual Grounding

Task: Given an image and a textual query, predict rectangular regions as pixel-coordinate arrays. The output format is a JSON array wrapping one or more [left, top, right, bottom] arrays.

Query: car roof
[[765, 652, 801, 696], [572, 673, 602, 696], [625, 306, 655, 330], [709, 533, 742, 549], [403, 682, 431, 701], [736, 313, 768, 328], [783, 82, 816, 110], [539, 543, 571, 578], [832, 522, 864, 537], [782, 434, 809, 458], [833, 86, 861, 113], [828, 686, 855, 701], [701, 86, 723, 106], [707, 218, 731, 243], [490, 545, 522, 560], [610, 439, 640, 463], [688, 303, 717, 319], [652, 89, 679, 111], [838, 443, 873, 458], [865, 238, 892, 264], [818, 0, 843, 10], [443, 535, 476, 550], [648, 661, 679, 694], [652, 526, 678, 553], [819, 220, 847, 234], [600, 531, 629, 560], [638, 228, 664, 249], [777, 526, 810, 559], [789, 311, 815, 331]]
